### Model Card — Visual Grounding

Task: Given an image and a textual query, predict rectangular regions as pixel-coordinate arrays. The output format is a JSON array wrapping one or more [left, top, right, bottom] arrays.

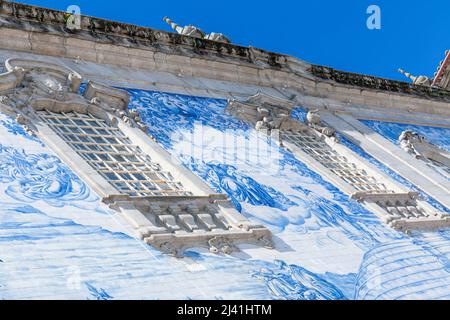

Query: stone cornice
[[0, 0, 288, 69], [1, 0, 450, 109], [310, 65, 450, 103]]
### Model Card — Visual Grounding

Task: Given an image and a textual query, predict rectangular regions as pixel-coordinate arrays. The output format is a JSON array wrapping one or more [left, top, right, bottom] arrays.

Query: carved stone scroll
[[399, 130, 450, 170]]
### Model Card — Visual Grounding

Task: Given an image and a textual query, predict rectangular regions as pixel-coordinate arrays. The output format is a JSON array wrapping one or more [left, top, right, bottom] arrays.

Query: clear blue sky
[[13, 0, 449, 81]]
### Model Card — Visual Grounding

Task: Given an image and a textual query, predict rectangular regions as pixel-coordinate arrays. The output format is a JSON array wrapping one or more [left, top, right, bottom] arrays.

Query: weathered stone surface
[[1, 0, 450, 112]]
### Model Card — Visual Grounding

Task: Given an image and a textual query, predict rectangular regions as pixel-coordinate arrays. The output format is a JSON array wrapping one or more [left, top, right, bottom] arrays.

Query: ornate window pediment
[[0, 58, 272, 256], [226, 94, 450, 232], [227, 92, 296, 131], [399, 130, 450, 176], [227, 93, 338, 140]]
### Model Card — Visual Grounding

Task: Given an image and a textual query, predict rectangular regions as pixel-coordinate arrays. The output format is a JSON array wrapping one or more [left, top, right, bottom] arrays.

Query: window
[[2, 58, 272, 256], [283, 130, 391, 193], [38, 110, 190, 197], [282, 128, 449, 231], [38, 109, 271, 255]]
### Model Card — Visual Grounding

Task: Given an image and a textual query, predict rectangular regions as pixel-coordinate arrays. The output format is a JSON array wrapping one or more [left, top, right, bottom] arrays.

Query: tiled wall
[[1, 90, 450, 300]]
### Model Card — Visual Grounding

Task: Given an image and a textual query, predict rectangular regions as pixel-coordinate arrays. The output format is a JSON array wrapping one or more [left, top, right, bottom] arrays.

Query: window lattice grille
[[39, 110, 190, 197], [382, 200, 429, 219], [283, 130, 392, 193]]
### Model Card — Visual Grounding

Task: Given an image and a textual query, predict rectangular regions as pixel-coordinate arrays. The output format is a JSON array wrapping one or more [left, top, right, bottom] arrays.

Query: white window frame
[[0, 58, 273, 256], [226, 92, 450, 232]]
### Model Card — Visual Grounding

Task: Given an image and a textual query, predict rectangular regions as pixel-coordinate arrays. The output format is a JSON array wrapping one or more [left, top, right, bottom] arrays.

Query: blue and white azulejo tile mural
[[1, 89, 450, 300]]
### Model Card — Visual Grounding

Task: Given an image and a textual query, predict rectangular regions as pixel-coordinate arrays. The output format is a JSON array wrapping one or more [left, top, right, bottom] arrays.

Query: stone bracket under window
[[105, 195, 273, 257], [226, 93, 450, 232], [0, 58, 273, 255], [350, 191, 450, 231]]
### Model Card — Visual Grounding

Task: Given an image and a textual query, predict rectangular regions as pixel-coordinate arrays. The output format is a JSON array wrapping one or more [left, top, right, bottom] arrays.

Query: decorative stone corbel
[[158, 242, 181, 257], [0, 57, 273, 257], [399, 130, 450, 168], [398, 68, 432, 86], [226, 92, 295, 132], [208, 236, 236, 255], [305, 109, 338, 141]]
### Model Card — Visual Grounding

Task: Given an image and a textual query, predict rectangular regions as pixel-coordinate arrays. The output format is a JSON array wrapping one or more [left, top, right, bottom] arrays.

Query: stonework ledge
[[1, 0, 449, 106], [310, 65, 450, 103]]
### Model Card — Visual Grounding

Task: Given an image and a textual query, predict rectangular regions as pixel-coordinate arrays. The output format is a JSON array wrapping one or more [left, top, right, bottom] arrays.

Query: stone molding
[[310, 65, 450, 102]]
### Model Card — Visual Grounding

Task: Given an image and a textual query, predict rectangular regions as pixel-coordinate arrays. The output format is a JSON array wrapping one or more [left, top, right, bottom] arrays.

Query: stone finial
[[163, 16, 205, 39], [163, 16, 230, 43], [398, 68, 431, 86]]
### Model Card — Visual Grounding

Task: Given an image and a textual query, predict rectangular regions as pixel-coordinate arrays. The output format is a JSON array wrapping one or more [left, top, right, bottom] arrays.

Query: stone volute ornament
[[0, 58, 147, 134], [399, 130, 450, 168], [163, 16, 231, 43], [226, 93, 338, 141]]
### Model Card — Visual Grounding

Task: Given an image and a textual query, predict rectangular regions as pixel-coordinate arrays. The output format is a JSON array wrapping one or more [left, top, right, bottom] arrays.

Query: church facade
[[0, 1, 449, 300]]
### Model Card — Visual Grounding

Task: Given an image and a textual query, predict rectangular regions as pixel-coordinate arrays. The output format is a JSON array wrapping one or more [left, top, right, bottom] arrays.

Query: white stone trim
[[321, 112, 450, 210]]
